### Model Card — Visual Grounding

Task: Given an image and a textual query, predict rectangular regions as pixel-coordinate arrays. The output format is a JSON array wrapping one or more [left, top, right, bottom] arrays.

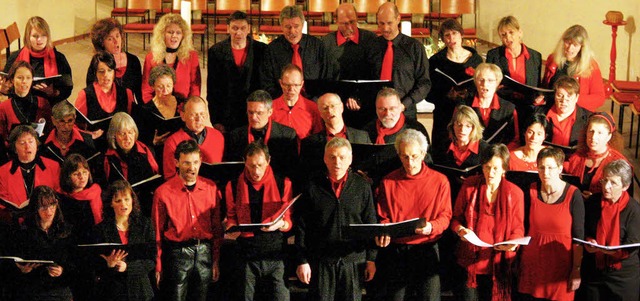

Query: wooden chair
[[212, 0, 253, 43], [630, 97, 640, 157], [259, 0, 297, 27], [352, 0, 388, 23], [396, 0, 429, 26], [122, 0, 164, 50], [111, 0, 149, 21], [610, 92, 637, 147], [433, 0, 477, 45], [306, 0, 340, 26], [0, 29, 9, 66], [5, 22, 20, 52]]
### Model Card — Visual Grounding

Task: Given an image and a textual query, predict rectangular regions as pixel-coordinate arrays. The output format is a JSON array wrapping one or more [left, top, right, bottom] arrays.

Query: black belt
[[163, 239, 211, 249]]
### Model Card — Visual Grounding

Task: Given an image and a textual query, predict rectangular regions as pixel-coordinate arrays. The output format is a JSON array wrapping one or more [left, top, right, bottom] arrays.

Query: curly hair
[[90, 18, 123, 52], [151, 14, 194, 64]]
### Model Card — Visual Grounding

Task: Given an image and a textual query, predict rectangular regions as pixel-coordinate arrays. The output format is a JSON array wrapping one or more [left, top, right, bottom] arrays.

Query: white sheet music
[[463, 231, 531, 248]]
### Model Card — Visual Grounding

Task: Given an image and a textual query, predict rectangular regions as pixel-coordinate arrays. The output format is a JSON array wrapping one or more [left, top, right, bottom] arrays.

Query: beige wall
[[477, 0, 640, 81], [1, 0, 97, 47]]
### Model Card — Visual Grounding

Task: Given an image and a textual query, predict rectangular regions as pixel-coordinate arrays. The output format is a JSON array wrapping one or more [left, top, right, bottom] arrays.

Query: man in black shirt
[[259, 5, 333, 98], [366, 2, 431, 120]]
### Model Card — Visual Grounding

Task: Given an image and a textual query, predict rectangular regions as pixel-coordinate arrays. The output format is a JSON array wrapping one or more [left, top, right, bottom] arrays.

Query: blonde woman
[[543, 25, 604, 112], [140, 14, 201, 103], [3, 16, 73, 104]]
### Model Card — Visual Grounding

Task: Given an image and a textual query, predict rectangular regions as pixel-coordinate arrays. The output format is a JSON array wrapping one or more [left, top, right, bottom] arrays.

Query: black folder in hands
[[199, 161, 245, 184], [131, 104, 183, 137], [429, 163, 482, 179], [347, 217, 427, 239], [498, 75, 554, 106], [69, 100, 114, 130], [434, 68, 474, 86], [33, 74, 63, 86], [0, 256, 55, 265], [225, 194, 301, 233]]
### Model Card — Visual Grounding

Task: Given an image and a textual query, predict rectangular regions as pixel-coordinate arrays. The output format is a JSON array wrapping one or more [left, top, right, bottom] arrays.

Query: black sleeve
[[622, 200, 640, 245], [54, 50, 73, 103], [207, 45, 227, 125], [570, 188, 585, 239], [361, 179, 377, 262]]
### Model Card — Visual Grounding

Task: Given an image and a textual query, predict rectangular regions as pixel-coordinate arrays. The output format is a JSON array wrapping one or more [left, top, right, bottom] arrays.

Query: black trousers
[[239, 259, 289, 301], [307, 255, 366, 301], [161, 240, 212, 301], [375, 243, 441, 301]]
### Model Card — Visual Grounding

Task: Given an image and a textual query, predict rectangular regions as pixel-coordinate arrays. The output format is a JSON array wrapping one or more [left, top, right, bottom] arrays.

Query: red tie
[[292, 44, 303, 73], [380, 40, 393, 80]]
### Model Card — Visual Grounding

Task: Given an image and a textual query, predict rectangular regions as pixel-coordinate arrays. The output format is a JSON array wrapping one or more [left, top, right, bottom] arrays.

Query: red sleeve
[[211, 188, 223, 263], [224, 182, 238, 227], [376, 181, 392, 224], [508, 184, 525, 240], [141, 52, 155, 103], [91, 187, 104, 225], [163, 136, 177, 179], [577, 61, 605, 112], [152, 188, 166, 273], [103, 155, 111, 181], [279, 178, 294, 232], [507, 109, 520, 150], [126, 88, 135, 112], [427, 176, 452, 237], [451, 181, 471, 232], [188, 52, 202, 98], [75, 90, 89, 117], [147, 147, 159, 174], [542, 54, 557, 87]]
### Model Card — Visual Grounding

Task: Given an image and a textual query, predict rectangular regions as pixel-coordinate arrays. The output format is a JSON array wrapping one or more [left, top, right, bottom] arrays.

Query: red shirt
[[0, 96, 51, 140], [329, 173, 349, 198], [508, 151, 538, 172], [162, 127, 224, 179], [471, 94, 501, 126], [377, 163, 452, 244], [505, 44, 530, 84], [547, 107, 577, 146], [326, 125, 347, 140], [231, 47, 247, 68], [449, 140, 481, 166], [336, 28, 360, 46], [141, 50, 201, 103], [271, 95, 323, 140], [75, 82, 134, 116], [152, 175, 222, 272]]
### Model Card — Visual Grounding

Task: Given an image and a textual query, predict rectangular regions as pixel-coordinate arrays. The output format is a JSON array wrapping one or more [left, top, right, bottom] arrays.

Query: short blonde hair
[[497, 16, 520, 32], [24, 16, 53, 51], [447, 105, 484, 144], [106, 112, 139, 150], [151, 14, 194, 65], [474, 63, 503, 84]]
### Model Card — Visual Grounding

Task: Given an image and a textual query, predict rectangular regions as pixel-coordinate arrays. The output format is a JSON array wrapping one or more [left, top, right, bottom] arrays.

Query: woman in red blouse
[[509, 114, 548, 171], [545, 76, 591, 154], [140, 14, 201, 103], [75, 52, 135, 139], [543, 25, 605, 112], [452, 144, 524, 301], [564, 112, 628, 200]]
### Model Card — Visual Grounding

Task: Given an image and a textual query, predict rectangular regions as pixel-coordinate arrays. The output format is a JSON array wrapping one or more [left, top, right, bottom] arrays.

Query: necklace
[[20, 165, 36, 174]]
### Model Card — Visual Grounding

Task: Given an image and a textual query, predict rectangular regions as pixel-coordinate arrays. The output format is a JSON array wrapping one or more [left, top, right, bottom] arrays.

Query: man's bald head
[[336, 3, 358, 40]]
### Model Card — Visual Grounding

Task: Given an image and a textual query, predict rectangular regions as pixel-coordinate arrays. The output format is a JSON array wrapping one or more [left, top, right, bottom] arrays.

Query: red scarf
[[248, 120, 273, 145], [64, 183, 103, 225], [375, 113, 405, 144], [17, 47, 59, 77], [586, 148, 610, 174], [596, 191, 630, 270], [462, 177, 516, 301], [235, 165, 282, 236]]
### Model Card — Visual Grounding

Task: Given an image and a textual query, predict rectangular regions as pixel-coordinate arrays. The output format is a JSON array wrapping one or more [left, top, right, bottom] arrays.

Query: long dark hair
[[26, 186, 71, 238], [60, 154, 94, 193], [103, 180, 142, 225]]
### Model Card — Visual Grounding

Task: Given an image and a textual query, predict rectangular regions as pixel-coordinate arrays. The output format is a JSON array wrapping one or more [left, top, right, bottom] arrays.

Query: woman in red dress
[[509, 114, 548, 171], [519, 147, 584, 300], [564, 112, 628, 200], [542, 25, 604, 112], [452, 144, 524, 301]]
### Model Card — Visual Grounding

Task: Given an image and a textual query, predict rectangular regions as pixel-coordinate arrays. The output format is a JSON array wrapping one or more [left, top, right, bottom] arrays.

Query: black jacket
[[321, 29, 377, 80], [295, 170, 377, 264], [208, 38, 267, 131], [92, 215, 156, 301], [486, 44, 542, 87]]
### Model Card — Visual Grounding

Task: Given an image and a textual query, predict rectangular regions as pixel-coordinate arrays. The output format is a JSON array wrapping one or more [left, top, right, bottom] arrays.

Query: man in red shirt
[[375, 129, 452, 300], [225, 142, 293, 300], [152, 139, 223, 301], [271, 64, 323, 140], [163, 96, 224, 179]]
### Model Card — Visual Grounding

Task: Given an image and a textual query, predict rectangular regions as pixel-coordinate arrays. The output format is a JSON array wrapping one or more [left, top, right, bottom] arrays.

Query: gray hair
[[394, 129, 428, 154], [52, 101, 76, 120], [325, 137, 352, 153], [603, 159, 633, 188], [106, 112, 139, 150], [279, 5, 305, 24], [148, 65, 176, 87], [247, 90, 273, 110]]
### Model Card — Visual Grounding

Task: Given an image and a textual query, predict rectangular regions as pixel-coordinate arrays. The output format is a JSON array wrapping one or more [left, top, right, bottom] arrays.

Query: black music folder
[[225, 194, 301, 233], [348, 217, 427, 239]]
